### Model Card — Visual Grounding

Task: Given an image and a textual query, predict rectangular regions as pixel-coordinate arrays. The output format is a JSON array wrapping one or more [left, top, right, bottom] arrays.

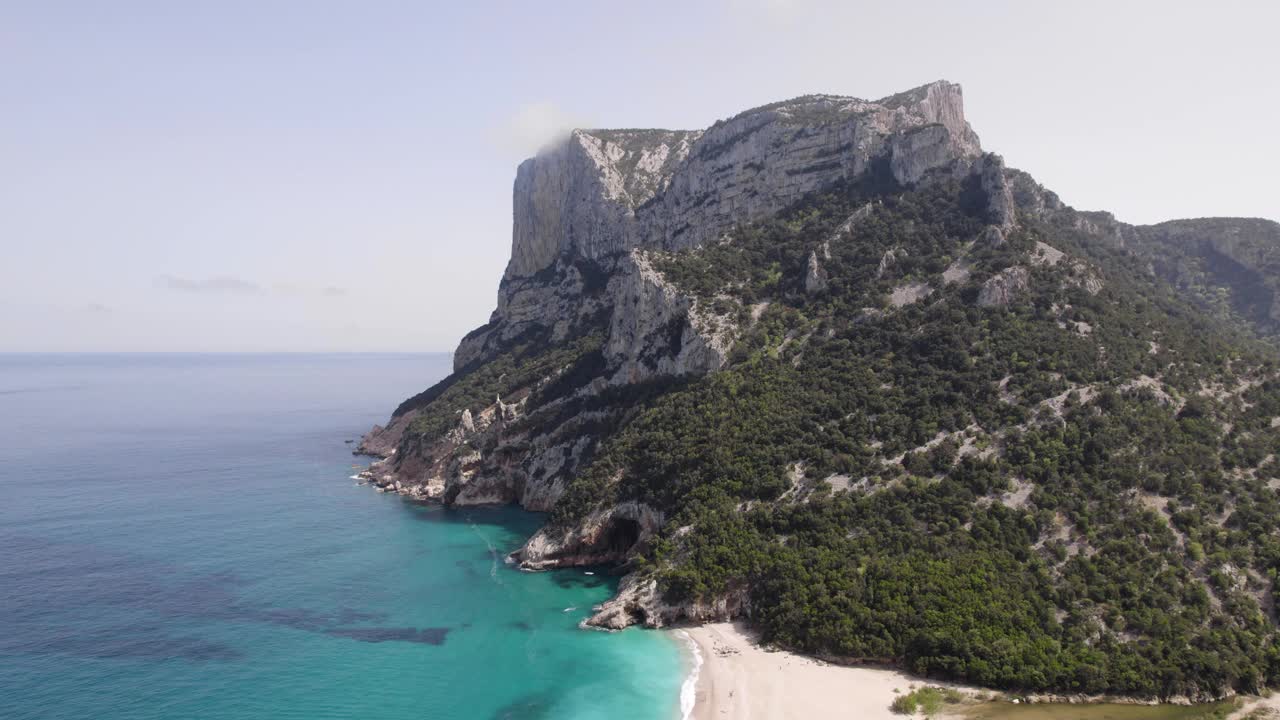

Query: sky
[[2, 0, 1277, 352]]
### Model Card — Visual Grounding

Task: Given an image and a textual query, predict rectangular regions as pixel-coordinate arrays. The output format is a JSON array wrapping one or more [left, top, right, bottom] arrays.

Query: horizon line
[[0, 350, 454, 355]]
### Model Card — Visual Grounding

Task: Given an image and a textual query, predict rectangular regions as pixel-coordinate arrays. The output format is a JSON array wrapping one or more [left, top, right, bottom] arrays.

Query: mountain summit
[[359, 81, 1280, 698]]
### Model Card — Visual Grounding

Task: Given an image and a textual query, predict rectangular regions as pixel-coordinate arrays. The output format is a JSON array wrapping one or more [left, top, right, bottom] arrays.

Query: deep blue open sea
[[0, 353, 684, 720]]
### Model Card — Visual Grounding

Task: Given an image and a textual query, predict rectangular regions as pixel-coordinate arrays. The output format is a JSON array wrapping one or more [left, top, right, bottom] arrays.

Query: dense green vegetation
[[387, 155, 1280, 698], [546, 173, 1280, 698]]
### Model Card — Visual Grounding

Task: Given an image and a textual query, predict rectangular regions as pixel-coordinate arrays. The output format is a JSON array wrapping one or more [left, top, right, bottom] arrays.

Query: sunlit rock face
[[505, 80, 979, 280], [376, 81, 1011, 515], [459, 81, 984, 373]]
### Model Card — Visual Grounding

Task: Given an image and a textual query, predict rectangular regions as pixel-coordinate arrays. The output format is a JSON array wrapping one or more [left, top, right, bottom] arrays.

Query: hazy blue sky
[[3, 1, 1277, 351]]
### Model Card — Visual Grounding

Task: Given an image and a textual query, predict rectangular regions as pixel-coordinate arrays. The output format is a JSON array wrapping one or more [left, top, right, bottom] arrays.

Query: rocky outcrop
[[507, 130, 701, 279], [357, 386, 608, 511], [978, 154, 1017, 232], [513, 506, 752, 630], [512, 501, 664, 570], [460, 82, 985, 372], [804, 250, 828, 294], [583, 572, 751, 630], [505, 80, 979, 281], [453, 258, 614, 372], [978, 266, 1031, 307], [605, 250, 737, 384]]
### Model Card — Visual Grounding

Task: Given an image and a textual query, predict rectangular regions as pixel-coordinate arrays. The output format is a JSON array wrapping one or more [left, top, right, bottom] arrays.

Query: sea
[[0, 353, 686, 720]]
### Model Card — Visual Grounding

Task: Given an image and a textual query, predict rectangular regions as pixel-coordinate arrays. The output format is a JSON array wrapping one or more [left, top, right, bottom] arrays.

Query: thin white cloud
[[493, 101, 588, 158], [158, 276, 346, 298], [158, 274, 261, 293], [85, 302, 111, 313]]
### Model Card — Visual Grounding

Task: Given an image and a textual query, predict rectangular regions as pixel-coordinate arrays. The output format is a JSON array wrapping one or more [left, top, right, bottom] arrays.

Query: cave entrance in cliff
[[604, 517, 642, 557]]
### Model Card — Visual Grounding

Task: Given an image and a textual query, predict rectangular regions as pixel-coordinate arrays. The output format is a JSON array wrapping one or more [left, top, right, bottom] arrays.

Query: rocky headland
[[357, 80, 1280, 699]]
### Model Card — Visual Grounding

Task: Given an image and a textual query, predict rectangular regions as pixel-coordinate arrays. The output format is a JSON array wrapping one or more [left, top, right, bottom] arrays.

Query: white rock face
[[889, 281, 933, 307], [978, 266, 1031, 307], [804, 250, 828, 294], [605, 250, 736, 384], [514, 501, 665, 570], [508, 130, 700, 278], [1032, 241, 1066, 266], [457, 81, 998, 376], [503, 81, 981, 283], [455, 258, 610, 371], [942, 259, 972, 285]]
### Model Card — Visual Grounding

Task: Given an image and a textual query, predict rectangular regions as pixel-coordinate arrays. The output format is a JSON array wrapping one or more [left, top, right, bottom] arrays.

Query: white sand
[[681, 621, 941, 720], [678, 623, 1280, 720]]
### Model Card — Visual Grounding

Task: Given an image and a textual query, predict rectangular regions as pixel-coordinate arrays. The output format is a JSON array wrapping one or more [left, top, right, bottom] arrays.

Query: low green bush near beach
[[891, 686, 966, 716]]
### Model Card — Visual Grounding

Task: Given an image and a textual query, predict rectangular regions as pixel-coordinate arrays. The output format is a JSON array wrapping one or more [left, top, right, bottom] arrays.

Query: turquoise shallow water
[[0, 354, 683, 720]]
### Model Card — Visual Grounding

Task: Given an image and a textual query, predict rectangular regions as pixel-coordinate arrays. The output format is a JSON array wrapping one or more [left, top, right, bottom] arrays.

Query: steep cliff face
[[507, 81, 978, 279], [455, 81, 984, 373], [358, 80, 1280, 698], [362, 80, 1001, 505], [604, 249, 738, 385]]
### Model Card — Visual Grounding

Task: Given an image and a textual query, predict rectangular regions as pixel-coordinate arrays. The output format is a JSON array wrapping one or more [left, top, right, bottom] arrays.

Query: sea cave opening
[[603, 517, 642, 556]]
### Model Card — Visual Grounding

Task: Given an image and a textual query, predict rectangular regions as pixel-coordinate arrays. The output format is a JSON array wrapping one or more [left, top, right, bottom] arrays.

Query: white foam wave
[[677, 630, 702, 720]]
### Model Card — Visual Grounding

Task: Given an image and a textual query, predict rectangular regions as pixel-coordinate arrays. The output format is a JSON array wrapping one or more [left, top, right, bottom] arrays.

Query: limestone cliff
[[454, 80, 985, 372], [358, 81, 1040, 633], [360, 80, 998, 507]]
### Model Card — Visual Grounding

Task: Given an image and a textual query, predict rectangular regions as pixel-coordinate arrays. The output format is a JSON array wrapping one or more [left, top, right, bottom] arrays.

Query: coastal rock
[[454, 258, 612, 372], [584, 573, 751, 630], [513, 501, 665, 570], [355, 421, 402, 457], [360, 79, 1040, 513]]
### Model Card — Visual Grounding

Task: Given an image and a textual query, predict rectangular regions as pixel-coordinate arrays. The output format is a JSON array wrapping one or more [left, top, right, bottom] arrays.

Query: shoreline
[[675, 630, 703, 720], [677, 621, 942, 720], [670, 622, 1276, 720]]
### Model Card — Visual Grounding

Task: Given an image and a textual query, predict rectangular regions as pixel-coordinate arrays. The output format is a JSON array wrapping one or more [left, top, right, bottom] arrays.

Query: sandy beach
[[677, 624, 1280, 720], [680, 622, 946, 720]]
